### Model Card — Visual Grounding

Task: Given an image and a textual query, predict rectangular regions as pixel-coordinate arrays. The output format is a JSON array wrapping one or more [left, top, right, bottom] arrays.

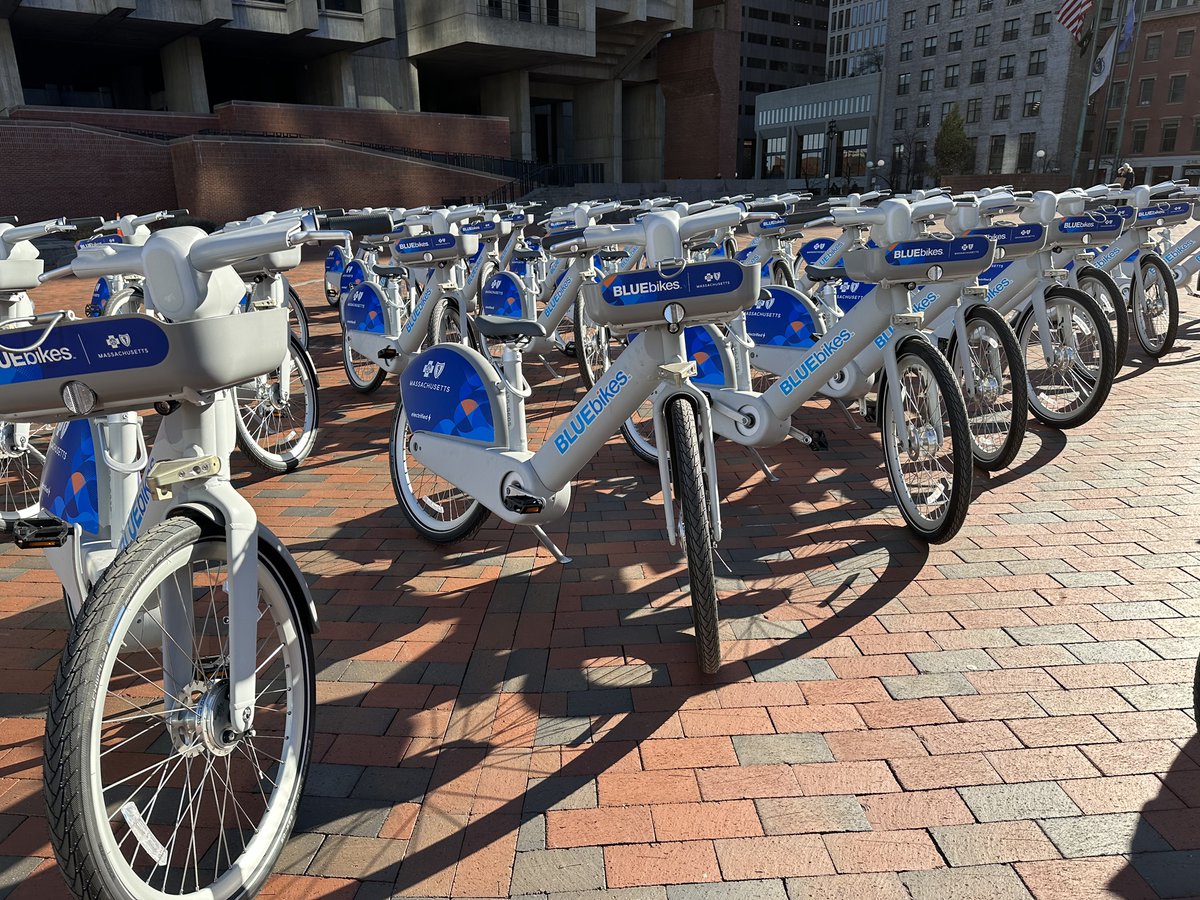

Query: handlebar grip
[[188, 220, 299, 273], [541, 227, 588, 251], [485, 203, 510, 211], [166, 209, 190, 218], [748, 200, 787, 213], [323, 213, 395, 237], [783, 213, 813, 226], [66, 216, 104, 232]]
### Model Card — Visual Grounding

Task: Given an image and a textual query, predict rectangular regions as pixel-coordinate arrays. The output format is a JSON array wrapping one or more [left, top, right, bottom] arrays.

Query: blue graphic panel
[[340, 259, 367, 296], [0, 316, 169, 385], [461, 220, 498, 236], [744, 286, 821, 348], [599, 260, 744, 307], [1057, 214, 1124, 237], [40, 420, 99, 534], [481, 272, 525, 319], [510, 259, 529, 278], [343, 282, 387, 334], [394, 234, 457, 254], [885, 237, 991, 266], [75, 234, 122, 250], [1138, 202, 1193, 221], [325, 245, 346, 277], [835, 279, 875, 310], [87, 278, 111, 317], [978, 260, 1013, 285], [799, 238, 837, 266], [401, 346, 498, 444], [684, 326, 726, 386], [966, 224, 1045, 246]]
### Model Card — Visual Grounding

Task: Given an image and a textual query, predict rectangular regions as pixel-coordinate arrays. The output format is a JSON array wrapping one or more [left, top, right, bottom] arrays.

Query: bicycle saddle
[[513, 248, 541, 261], [474, 315, 547, 341], [806, 264, 848, 282], [372, 264, 409, 278]]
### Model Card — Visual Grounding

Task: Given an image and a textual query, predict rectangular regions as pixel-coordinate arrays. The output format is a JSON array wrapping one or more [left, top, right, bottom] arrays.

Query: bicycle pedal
[[503, 491, 545, 515], [560, 340, 577, 358], [378, 347, 399, 361], [809, 429, 830, 451], [12, 516, 70, 549]]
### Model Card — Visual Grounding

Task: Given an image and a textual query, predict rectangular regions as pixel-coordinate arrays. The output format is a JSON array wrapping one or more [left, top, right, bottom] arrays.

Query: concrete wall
[[658, 24, 740, 178], [622, 82, 664, 183]]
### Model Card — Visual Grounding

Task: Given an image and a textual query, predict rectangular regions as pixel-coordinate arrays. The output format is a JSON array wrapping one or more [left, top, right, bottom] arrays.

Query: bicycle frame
[[1159, 216, 1200, 283]]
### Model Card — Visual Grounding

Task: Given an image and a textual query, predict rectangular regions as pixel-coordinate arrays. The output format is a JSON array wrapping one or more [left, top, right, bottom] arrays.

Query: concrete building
[[879, 0, 1091, 186], [752, 72, 883, 187], [826, 0, 888, 79], [735, 0, 831, 176], [1083, 1, 1200, 183], [1, 1, 744, 180]]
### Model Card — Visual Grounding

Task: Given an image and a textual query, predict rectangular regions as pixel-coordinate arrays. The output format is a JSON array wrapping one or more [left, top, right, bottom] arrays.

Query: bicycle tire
[[103, 286, 144, 317], [573, 293, 612, 389], [947, 305, 1027, 472], [235, 335, 321, 472], [1017, 286, 1116, 429], [879, 337, 973, 544], [771, 260, 795, 288], [389, 399, 489, 542], [666, 396, 721, 674], [0, 419, 52, 530], [1133, 254, 1179, 358], [284, 279, 310, 351], [44, 515, 314, 900], [1075, 266, 1128, 363], [341, 327, 387, 393]]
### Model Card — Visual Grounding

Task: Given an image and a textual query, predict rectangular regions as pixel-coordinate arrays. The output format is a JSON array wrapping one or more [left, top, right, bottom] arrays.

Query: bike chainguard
[[12, 516, 71, 549]]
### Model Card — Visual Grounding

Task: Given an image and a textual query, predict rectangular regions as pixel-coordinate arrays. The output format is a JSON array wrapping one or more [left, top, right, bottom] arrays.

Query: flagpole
[[1090, 0, 1126, 181], [1070, 0, 1108, 185], [1112, 0, 1143, 173]]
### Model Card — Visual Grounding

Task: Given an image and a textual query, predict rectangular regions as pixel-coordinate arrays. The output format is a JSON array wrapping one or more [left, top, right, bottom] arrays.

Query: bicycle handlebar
[[0, 216, 16, 226], [2, 217, 75, 245], [65, 216, 104, 233], [318, 212, 396, 237]]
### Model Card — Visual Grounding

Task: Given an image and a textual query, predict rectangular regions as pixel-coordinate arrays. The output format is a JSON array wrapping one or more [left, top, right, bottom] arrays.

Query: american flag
[[1057, 0, 1094, 41]]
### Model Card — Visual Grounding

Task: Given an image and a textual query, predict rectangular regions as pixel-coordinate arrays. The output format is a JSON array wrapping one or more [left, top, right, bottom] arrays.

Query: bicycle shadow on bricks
[[1115, 316, 1200, 385], [975, 424, 1068, 494], [1103, 734, 1200, 899]]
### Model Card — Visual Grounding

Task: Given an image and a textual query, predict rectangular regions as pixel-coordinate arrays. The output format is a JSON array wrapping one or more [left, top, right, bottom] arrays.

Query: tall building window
[[1028, 49, 1047, 75], [975, 25, 990, 47], [952, 0, 965, 15], [1002, 18, 1019, 40], [898, 72, 912, 94], [1161, 122, 1179, 151], [1033, 11, 1051, 34], [927, 3, 940, 23], [1145, 34, 1162, 60], [979, 0, 993, 9], [1168, 74, 1186, 103], [1023, 90, 1042, 116], [948, 31, 963, 51], [1016, 132, 1036, 172], [904, 9, 916, 28], [942, 101, 955, 121], [945, 64, 960, 87], [971, 59, 987, 83], [920, 68, 934, 90], [998, 55, 1015, 79], [1103, 127, 1117, 153], [1139, 78, 1155, 105], [1193, 119, 1200, 150], [988, 134, 1006, 173], [765, 136, 787, 177], [966, 97, 982, 122], [900, 41, 913, 60], [895, 107, 908, 129], [1108, 82, 1125, 108], [1177, 30, 1195, 56], [917, 104, 931, 126], [1132, 124, 1148, 152], [994, 94, 1011, 119], [924, 36, 938, 56]]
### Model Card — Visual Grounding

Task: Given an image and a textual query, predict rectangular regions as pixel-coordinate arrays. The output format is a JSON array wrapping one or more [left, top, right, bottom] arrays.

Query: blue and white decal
[[86, 277, 111, 317], [401, 346, 498, 444], [600, 260, 744, 307], [75, 234, 122, 250], [966, 224, 1045, 246], [0, 316, 169, 385], [799, 237, 838, 266], [835, 279, 875, 310], [977, 260, 1013, 285], [873, 287, 942, 349], [1164, 236, 1197, 264], [394, 233, 457, 255], [325, 245, 347, 277], [340, 259, 367, 296], [543, 268, 576, 320], [553, 369, 631, 454], [758, 216, 786, 230], [41, 420, 100, 535], [343, 282, 387, 334], [481, 272, 525, 319], [684, 326, 726, 387], [1138, 202, 1193, 221], [745, 286, 821, 348], [1057, 214, 1124, 237], [885, 236, 991, 266], [462, 220, 497, 235], [777, 329, 856, 396]]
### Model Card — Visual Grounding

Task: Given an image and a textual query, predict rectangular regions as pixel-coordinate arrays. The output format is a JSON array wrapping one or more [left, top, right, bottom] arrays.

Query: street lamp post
[[869, 158, 892, 191], [1035, 148, 1046, 175], [826, 119, 839, 192]]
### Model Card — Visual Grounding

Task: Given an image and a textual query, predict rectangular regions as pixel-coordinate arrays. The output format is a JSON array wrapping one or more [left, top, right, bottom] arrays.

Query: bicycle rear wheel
[[234, 336, 321, 472], [44, 515, 314, 900], [1132, 254, 1179, 358], [284, 279, 310, 351], [1075, 266, 1128, 363], [341, 328, 387, 393], [949, 305, 1027, 472], [665, 397, 721, 674], [879, 338, 973, 543], [0, 420, 52, 530]]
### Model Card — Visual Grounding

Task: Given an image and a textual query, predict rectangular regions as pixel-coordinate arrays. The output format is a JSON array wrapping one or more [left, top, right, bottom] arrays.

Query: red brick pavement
[[3, 255, 1199, 899]]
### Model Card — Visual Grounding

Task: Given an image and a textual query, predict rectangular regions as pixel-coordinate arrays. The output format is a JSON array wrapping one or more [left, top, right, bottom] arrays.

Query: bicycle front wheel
[[44, 515, 314, 900], [880, 338, 973, 543], [284, 279, 311, 351], [341, 328, 387, 393], [1018, 287, 1115, 428], [389, 400, 488, 542], [235, 336, 321, 472], [1133, 254, 1179, 358], [666, 396, 721, 674], [950, 305, 1027, 472], [574, 297, 614, 389], [0, 420, 52, 529], [1075, 266, 1128, 363]]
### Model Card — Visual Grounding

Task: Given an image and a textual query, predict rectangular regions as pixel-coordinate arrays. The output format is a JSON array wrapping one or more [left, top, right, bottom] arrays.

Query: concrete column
[[574, 79, 621, 183], [621, 82, 663, 182], [160, 36, 209, 114], [0, 20, 23, 114], [754, 136, 762, 179], [481, 69, 531, 160], [305, 52, 357, 108]]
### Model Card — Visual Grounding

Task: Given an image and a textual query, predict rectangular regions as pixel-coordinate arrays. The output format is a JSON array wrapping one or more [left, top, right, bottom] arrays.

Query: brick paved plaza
[[3, 258, 1199, 899]]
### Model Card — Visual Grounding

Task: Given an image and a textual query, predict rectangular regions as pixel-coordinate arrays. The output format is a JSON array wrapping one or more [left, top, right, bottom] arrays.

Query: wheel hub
[[171, 679, 239, 758], [979, 374, 1001, 404], [909, 424, 941, 460]]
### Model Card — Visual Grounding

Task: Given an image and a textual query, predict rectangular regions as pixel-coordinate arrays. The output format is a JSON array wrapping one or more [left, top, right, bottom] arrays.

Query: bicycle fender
[[290, 334, 320, 390], [170, 502, 319, 635]]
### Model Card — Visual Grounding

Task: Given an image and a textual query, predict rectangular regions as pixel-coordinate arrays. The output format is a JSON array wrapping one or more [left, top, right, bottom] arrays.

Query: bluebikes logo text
[[779, 329, 854, 395], [0, 345, 73, 370], [554, 370, 630, 453]]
